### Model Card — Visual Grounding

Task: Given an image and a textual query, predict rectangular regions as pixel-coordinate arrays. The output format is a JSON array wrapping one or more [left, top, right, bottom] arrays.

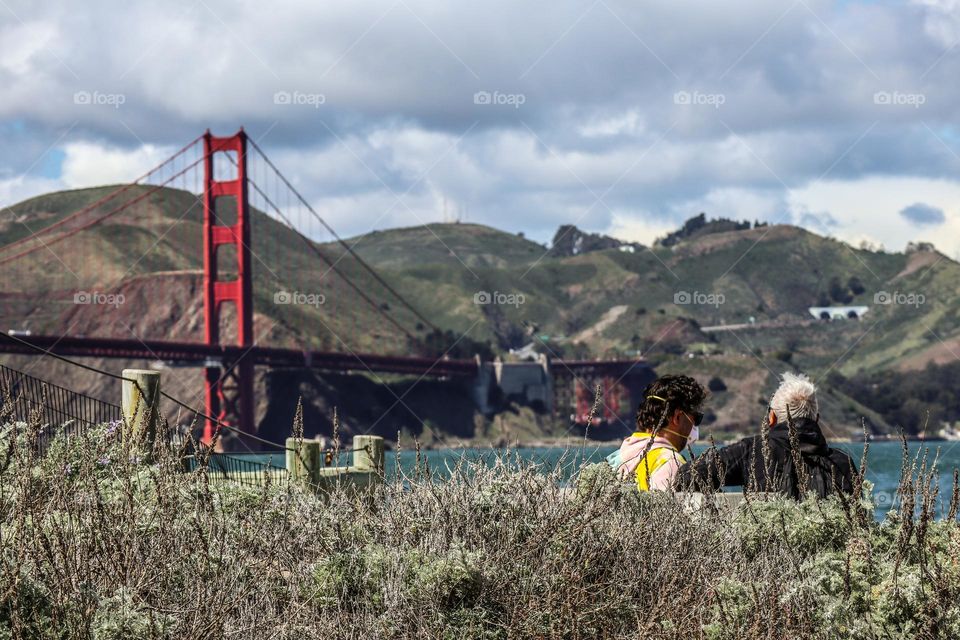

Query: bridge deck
[[0, 334, 648, 378]]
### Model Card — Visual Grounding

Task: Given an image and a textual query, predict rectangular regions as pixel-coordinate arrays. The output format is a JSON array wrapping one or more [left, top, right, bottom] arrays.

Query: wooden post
[[286, 438, 320, 487], [122, 369, 160, 458], [352, 435, 385, 474]]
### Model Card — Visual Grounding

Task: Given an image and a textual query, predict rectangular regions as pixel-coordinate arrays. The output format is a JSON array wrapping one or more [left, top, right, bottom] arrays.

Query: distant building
[[808, 305, 870, 320], [472, 354, 553, 414], [508, 342, 540, 361]]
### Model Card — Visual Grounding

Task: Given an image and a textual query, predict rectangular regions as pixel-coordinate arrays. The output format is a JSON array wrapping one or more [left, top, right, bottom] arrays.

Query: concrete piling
[[121, 369, 160, 459], [285, 435, 385, 492], [352, 435, 385, 473], [286, 438, 321, 485]]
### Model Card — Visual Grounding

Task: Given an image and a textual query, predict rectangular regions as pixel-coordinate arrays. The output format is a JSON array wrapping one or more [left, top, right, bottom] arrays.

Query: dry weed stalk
[[0, 396, 959, 638]]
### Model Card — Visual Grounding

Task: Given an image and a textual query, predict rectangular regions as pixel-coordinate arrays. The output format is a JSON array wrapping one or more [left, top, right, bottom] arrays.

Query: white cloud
[[1, 0, 960, 257], [578, 110, 644, 138], [59, 142, 175, 188], [912, 0, 960, 47], [0, 21, 57, 77], [0, 175, 63, 210], [604, 212, 676, 246], [788, 176, 960, 255]]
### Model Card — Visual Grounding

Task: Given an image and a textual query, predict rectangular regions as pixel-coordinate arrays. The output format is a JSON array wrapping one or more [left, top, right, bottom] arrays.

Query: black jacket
[[675, 417, 857, 499]]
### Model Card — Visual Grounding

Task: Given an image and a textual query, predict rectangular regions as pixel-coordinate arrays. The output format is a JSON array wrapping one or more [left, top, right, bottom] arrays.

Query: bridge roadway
[[0, 334, 648, 379]]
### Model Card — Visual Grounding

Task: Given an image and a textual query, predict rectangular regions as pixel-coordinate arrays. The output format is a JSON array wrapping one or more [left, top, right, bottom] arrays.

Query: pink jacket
[[617, 432, 685, 491]]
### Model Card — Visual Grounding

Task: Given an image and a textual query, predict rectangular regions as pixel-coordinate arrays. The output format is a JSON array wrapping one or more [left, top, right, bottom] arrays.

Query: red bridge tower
[[202, 130, 255, 442]]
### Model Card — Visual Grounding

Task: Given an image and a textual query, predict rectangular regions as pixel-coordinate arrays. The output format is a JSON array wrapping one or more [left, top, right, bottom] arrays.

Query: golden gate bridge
[[0, 129, 651, 443]]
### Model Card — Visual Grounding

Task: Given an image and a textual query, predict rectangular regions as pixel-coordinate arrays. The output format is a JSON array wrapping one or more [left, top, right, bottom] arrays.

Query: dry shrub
[[1, 413, 959, 639]]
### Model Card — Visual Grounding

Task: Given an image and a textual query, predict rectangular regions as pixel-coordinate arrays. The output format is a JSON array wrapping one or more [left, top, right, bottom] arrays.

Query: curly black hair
[[635, 374, 708, 434]]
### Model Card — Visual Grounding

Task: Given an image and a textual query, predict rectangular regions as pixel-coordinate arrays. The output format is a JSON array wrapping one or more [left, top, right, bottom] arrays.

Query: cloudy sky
[[2, 0, 960, 254]]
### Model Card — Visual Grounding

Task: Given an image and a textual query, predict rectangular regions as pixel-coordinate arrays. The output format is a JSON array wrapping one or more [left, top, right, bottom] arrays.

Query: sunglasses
[[646, 395, 704, 425]]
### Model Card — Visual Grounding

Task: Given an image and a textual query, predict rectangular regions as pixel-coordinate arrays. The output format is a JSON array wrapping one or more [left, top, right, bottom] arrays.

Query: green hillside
[[2, 186, 959, 439], [0, 185, 433, 354], [348, 223, 547, 269], [332, 218, 960, 437]]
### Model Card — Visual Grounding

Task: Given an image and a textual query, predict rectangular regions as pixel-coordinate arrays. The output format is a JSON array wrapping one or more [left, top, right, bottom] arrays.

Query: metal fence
[[186, 453, 287, 487], [0, 363, 122, 447], [0, 362, 289, 487]]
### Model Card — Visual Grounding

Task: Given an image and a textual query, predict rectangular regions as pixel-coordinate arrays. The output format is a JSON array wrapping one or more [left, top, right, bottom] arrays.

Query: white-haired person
[[675, 372, 857, 499]]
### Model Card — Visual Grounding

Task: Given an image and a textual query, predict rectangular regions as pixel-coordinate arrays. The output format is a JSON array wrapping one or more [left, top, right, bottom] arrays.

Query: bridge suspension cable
[[247, 139, 439, 334], [0, 134, 203, 260], [0, 128, 472, 435], [0, 152, 205, 268], [0, 130, 435, 351], [238, 160, 420, 343]]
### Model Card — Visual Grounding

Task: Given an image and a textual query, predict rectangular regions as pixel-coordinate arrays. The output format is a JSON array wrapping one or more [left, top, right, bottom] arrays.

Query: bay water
[[231, 440, 960, 520]]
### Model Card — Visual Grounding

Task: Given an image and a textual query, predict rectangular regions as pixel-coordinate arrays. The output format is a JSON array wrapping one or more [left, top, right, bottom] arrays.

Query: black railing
[[187, 453, 286, 487], [0, 363, 290, 487], [0, 363, 122, 446]]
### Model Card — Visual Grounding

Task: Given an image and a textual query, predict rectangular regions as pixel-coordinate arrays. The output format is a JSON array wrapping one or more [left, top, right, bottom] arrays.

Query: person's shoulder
[[827, 446, 857, 468], [835, 447, 856, 462], [729, 433, 761, 448], [705, 434, 757, 458]]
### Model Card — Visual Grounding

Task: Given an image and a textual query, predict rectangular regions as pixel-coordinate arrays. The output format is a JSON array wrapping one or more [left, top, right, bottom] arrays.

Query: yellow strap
[[636, 446, 686, 492]]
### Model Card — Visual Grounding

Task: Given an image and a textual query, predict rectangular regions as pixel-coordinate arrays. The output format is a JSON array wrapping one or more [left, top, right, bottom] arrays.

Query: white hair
[[769, 372, 818, 421]]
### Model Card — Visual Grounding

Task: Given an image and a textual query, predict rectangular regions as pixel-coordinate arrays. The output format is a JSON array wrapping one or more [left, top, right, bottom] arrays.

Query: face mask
[[677, 409, 701, 445], [662, 426, 699, 447], [657, 406, 703, 447]]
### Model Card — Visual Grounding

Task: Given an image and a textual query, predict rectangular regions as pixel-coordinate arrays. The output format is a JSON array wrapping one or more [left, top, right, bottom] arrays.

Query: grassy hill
[[348, 223, 547, 269], [334, 218, 960, 437], [0, 185, 433, 354], [2, 186, 959, 440]]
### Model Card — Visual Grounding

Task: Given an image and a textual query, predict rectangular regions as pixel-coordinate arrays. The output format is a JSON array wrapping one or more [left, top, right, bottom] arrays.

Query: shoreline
[[410, 433, 957, 451]]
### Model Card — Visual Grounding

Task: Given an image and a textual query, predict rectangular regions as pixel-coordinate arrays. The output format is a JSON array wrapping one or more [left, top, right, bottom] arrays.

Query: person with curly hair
[[607, 374, 707, 491]]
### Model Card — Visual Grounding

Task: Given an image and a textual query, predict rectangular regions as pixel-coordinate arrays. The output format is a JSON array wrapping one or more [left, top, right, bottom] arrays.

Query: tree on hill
[[827, 363, 960, 435], [548, 225, 629, 257], [847, 276, 865, 296], [708, 376, 727, 392], [828, 276, 853, 304], [657, 213, 752, 247], [419, 330, 494, 361]]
